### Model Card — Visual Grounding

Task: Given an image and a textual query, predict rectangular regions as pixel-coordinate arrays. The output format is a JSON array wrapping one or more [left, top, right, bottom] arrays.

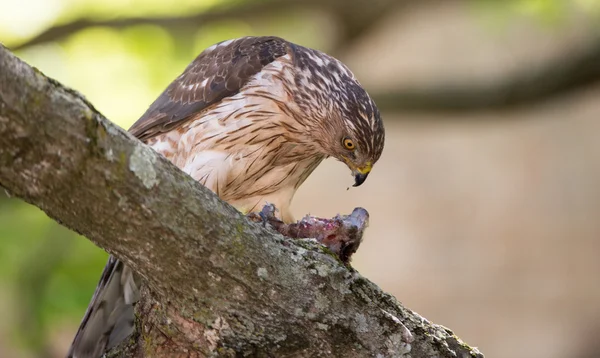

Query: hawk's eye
[[343, 138, 355, 150]]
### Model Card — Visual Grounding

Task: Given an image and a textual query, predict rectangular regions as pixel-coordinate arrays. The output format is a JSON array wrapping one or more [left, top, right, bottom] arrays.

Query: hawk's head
[[288, 44, 385, 187], [129, 36, 385, 188]]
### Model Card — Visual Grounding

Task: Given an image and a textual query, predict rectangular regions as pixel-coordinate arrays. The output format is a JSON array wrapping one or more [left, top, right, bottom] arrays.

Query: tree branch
[[371, 36, 600, 112], [8, 0, 348, 52], [11, 0, 600, 113], [0, 45, 483, 357]]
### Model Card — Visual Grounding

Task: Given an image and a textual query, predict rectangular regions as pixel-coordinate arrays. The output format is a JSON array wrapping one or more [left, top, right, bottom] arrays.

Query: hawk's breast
[[147, 54, 322, 222]]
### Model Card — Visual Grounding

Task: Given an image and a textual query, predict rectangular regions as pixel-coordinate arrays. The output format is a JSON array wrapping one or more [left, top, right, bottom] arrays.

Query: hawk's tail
[[66, 255, 140, 358]]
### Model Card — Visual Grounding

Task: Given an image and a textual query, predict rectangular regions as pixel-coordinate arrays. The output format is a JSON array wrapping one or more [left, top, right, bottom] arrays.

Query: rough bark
[[0, 45, 483, 357]]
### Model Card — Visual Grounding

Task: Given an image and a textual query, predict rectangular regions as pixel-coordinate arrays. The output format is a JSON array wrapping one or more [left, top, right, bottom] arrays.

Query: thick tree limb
[[0, 45, 483, 357]]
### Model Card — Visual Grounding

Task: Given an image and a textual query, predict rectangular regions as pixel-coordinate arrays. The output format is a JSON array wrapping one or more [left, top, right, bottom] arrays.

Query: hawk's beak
[[352, 164, 372, 187], [353, 171, 369, 187]]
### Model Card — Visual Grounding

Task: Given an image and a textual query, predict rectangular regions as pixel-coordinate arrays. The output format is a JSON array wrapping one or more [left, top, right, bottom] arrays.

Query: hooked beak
[[352, 163, 372, 187], [353, 171, 369, 187]]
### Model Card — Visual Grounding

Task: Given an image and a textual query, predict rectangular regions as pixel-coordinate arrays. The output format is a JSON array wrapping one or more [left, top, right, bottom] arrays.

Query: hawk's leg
[[246, 203, 278, 227], [248, 204, 370, 264]]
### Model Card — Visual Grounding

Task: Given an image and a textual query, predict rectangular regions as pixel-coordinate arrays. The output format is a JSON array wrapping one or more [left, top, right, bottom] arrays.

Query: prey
[[248, 204, 370, 264]]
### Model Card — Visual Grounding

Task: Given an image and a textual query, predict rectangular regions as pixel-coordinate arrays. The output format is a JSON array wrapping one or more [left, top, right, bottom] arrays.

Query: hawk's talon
[[246, 203, 279, 228], [258, 211, 269, 228]]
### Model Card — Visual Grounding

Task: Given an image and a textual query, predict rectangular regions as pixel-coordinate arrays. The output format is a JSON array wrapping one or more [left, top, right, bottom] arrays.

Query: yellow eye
[[343, 138, 355, 150]]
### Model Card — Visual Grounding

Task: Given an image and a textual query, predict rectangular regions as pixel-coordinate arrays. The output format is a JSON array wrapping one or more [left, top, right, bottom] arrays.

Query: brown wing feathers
[[128, 36, 289, 142]]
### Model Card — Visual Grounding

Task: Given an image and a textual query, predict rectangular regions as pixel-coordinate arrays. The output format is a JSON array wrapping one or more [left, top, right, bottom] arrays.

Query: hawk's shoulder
[[129, 36, 290, 141]]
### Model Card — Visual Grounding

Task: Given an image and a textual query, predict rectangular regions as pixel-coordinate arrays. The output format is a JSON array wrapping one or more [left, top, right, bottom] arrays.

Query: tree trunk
[[0, 45, 483, 358]]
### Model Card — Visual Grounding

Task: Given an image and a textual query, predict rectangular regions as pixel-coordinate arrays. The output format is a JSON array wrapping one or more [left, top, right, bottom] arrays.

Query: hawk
[[67, 36, 385, 358]]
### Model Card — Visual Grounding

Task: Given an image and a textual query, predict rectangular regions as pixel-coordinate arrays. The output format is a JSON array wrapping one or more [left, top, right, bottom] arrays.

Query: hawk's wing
[[67, 256, 139, 358], [129, 36, 289, 142]]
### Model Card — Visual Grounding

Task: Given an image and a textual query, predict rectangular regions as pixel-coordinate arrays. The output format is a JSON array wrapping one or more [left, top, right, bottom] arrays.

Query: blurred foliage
[[0, 0, 228, 43], [472, 0, 600, 28], [1, 0, 600, 356], [0, 193, 107, 355]]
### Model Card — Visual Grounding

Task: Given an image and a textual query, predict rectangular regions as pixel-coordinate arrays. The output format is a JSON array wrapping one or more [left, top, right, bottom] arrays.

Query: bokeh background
[[2, 0, 600, 357]]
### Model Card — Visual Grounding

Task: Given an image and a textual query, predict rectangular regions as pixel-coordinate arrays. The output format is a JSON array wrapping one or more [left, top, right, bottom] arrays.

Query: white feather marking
[[266, 55, 287, 71], [316, 71, 332, 88], [151, 139, 174, 155], [312, 55, 325, 67], [345, 119, 357, 132], [182, 83, 196, 91], [218, 39, 234, 48], [182, 150, 232, 192]]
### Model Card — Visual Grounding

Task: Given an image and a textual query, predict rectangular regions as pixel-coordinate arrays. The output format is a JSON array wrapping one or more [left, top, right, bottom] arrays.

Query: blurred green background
[[2, 0, 600, 357]]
